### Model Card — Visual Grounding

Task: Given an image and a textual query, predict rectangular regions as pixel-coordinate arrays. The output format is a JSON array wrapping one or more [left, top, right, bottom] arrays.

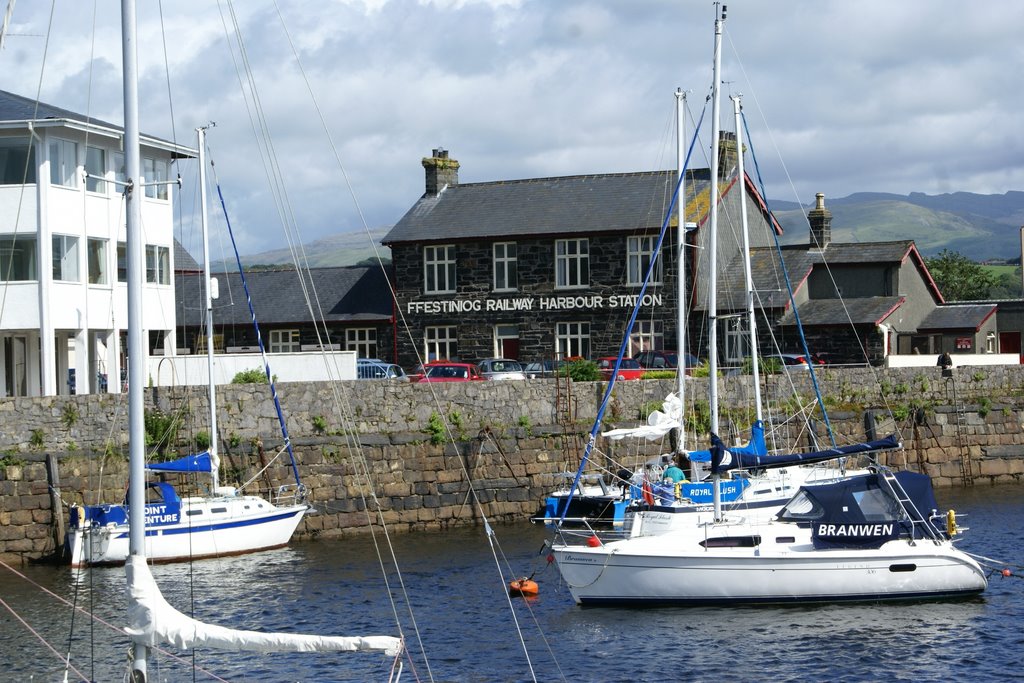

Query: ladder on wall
[[943, 370, 974, 486]]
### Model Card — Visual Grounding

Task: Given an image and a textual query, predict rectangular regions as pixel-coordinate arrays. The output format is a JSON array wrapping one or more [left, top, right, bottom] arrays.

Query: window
[[49, 138, 78, 188], [0, 235, 37, 280], [87, 238, 107, 284], [0, 137, 36, 184], [724, 318, 748, 365], [556, 322, 590, 359], [627, 235, 662, 285], [145, 245, 170, 285], [117, 241, 127, 282], [346, 328, 377, 358], [113, 152, 126, 188], [629, 321, 663, 356], [424, 325, 457, 362], [555, 238, 588, 289], [493, 242, 518, 291], [269, 329, 300, 353], [52, 235, 80, 282], [143, 157, 168, 199], [424, 245, 456, 294], [85, 146, 106, 193]]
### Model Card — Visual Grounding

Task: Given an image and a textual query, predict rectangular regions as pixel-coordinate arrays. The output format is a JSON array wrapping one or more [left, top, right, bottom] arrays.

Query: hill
[[211, 227, 391, 271], [772, 191, 1024, 260]]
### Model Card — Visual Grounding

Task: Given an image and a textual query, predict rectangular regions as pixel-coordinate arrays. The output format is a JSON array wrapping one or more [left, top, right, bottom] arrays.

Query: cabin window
[[889, 564, 917, 573], [87, 238, 108, 284], [777, 490, 824, 522], [423, 244, 456, 294], [424, 325, 457, 361], [851, 488, 897, 521], [346, 328, 377, 358], [211, 507, 228, 514], [700, 535, 761, 548], [555, 238, 589, 289], [270, 329, 301, 353], [143, 157, 169, 199], [145, 245, 170, 284], [0, 137, 36, 184], [48, 138, 78, 188], [627, 235, 662, 285], [85, 146, 106, 193], [0, 235, 37, 281], [556, 321, 590, 359], [52, 234, 80, 282], [493, 242, 518, 291], [186, 509, 203, 516]]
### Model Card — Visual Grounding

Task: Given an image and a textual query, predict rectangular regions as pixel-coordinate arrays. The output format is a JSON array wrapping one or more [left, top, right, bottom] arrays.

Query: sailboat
[[548, 6, 987, 605], [64, 126, 309, 569]]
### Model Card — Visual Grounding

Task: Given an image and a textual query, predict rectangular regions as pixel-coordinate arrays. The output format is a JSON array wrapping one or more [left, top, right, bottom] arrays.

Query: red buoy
[[586, 535, 601, 547], [1002, 568, 1013, 577]]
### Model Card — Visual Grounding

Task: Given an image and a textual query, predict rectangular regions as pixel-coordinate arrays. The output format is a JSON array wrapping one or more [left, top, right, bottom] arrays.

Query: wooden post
[[46, 453, 65, 559]]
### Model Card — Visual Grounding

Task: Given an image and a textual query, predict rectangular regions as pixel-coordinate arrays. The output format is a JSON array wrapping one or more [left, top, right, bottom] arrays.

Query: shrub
[[426, 411, 446, 445], [565, 359, 602, 382], [232, 368, 268, 384], [312, 415, 327, 434], [144, 409, 178, 454]]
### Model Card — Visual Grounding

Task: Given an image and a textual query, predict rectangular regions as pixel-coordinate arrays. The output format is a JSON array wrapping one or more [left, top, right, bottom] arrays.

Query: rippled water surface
[[1, 485, 1021, 682]]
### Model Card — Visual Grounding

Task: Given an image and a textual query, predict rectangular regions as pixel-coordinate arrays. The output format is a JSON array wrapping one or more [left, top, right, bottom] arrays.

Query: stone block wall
[[2, 364, 1023, 564]]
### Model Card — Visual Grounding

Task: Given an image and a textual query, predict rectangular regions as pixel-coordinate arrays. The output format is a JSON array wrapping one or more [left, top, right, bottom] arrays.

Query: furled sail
[[602, 392, 682, 441], [124, 556, 402, 656]]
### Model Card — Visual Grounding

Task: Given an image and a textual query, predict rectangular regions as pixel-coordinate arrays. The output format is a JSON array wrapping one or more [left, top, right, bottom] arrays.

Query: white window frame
[[424, 325, 457, 362], [52, 234, 80, 282], [628, 321, 664, 356], [423, 244, 456, 294], [493, 242, 518, 291], [627, 235, 662, 286], [117, 241, 128, 283], [145, 244, 170, 285], [0, 234, 37, 281], [143, 156, 169, 200], [85, 145, 106, 194], [87, 238, 108, 285], [269, 329, 301, 353], [346, 327, 377, 359], [555, 321, 590, 359], [113, 152, 126, 187], [724, 317, 748, 366], [494, 324, 519, 358], [49, 138, 78, 188], [555, 238, 589, 289]]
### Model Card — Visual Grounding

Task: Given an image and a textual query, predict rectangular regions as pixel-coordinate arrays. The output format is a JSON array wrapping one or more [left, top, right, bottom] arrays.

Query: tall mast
[[732, 94, 762, 423], [709, 3, 725, 520], [675, 88, 687, 454], [197, 126, 220, 491], [121, 0, 149, 678]]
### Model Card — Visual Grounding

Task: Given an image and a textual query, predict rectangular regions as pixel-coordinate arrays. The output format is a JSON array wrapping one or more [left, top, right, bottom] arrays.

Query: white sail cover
[[603, 392, 682, 441], [124, 556, 402, 657]]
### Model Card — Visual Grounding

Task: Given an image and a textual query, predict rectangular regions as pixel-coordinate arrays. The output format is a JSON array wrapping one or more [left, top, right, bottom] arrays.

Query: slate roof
[[778, 297, 906, 327], [0, 88, 194, 156], [175, 266, 394, 327], [917, 304, 996, 332], [173, 239, 201, 273], [383, 170, 712, 243]]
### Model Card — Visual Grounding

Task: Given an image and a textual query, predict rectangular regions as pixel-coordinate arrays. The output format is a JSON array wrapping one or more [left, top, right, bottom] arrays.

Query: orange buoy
[[1002, 568, 1013, 577], [586, 535, 601, 547], [508, 577, 539, 597]]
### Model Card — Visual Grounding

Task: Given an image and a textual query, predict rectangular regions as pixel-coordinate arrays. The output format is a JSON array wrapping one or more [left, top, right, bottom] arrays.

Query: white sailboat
[[548, 6, 987, 605], [64, 128, 309, 569]]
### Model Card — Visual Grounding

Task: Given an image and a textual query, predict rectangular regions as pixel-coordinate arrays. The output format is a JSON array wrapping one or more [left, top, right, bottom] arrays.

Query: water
[[2, 485, 1022, 682]]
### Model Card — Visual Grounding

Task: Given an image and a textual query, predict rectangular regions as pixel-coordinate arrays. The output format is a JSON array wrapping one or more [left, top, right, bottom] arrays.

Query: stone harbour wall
[[2, 364, 1023, 564]]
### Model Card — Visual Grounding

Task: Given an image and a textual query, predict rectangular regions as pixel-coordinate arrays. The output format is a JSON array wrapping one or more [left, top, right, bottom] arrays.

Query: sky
[[2, 0, 1023, 258]]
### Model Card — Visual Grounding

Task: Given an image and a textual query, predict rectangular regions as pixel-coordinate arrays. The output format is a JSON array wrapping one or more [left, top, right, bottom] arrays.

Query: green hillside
[[213, 227, 391, 271]]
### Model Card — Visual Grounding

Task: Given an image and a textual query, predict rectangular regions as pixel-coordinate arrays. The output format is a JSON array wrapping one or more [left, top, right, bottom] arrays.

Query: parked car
[[416, 362, 485, 383], [523, 359, 571, 379], [595, 357, 646, 381], [633, 350, 702, 370], [477, 358, 527, 380], [766, 353, 824, 369], [356, 359, 408, 380]]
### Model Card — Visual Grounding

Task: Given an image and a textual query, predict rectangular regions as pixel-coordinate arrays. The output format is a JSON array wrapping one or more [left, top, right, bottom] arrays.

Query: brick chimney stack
[[422, 148, 460, 197], [808, 192, 832, 247]]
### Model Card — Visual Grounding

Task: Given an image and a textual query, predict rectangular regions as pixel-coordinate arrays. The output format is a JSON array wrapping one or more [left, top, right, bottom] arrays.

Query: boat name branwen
[[816, 523, 894, 537], [144, 504, 180, 526], [406, 294, 663, 314]]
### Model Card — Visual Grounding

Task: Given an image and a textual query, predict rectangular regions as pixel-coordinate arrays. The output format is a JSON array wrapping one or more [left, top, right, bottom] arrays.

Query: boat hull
[[552, 539, 988, 606], [66, 495, 307, 568]]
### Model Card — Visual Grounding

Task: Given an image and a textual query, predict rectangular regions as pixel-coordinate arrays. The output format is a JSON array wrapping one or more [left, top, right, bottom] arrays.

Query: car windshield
[[427, 365, 468, 378]]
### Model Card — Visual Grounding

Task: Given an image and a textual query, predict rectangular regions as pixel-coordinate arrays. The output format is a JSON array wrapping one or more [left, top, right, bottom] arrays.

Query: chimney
[[717, 131, 738, 180], [422, 148, 459, 197], [807, 192, 832, 247]]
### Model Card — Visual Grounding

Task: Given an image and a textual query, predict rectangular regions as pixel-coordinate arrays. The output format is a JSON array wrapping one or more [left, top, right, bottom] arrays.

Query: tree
[[924, 249, 995, 301]]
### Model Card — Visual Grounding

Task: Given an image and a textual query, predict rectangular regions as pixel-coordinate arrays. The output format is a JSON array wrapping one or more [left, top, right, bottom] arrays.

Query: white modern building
[[0, 89, 194, 396]]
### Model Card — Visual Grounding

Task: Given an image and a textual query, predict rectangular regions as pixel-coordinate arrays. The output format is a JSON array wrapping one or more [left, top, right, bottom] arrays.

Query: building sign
[[406, 293, 663, 315], [955, 337, 972, 350]]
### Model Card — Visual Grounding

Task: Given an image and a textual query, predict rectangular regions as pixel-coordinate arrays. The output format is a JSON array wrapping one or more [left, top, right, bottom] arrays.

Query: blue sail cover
[[688, 421, 767, 464], [690, 430, 900, 474], [145, 452, 212, 473]]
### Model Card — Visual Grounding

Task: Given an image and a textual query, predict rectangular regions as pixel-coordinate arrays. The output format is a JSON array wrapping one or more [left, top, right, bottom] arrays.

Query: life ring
[[642, 481, 655, 505]]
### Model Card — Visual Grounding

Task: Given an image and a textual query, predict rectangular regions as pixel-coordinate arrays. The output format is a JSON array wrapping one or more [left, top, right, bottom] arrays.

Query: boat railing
[[551, 519, 630, 546], [273, 483, 308, 507], [877, 469, 944, 543]]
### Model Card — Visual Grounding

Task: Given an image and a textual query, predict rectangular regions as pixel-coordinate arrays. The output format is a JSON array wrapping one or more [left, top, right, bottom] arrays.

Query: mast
[[197, 126, 220, 491], [121, 0, 149, 678], [709, 4, 725, 520], [675, 88, 687, 454], [732, 94, 763, 423]]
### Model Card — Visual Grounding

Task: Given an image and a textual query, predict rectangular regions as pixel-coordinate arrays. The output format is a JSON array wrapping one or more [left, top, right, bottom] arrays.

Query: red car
[[596, 357, 646, 381], [416, 362, 485, 383]]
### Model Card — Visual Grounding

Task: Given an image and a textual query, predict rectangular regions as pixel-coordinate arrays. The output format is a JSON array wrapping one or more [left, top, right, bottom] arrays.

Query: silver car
[[356, 359, 408, 380], [476, 358, 527, 380]]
